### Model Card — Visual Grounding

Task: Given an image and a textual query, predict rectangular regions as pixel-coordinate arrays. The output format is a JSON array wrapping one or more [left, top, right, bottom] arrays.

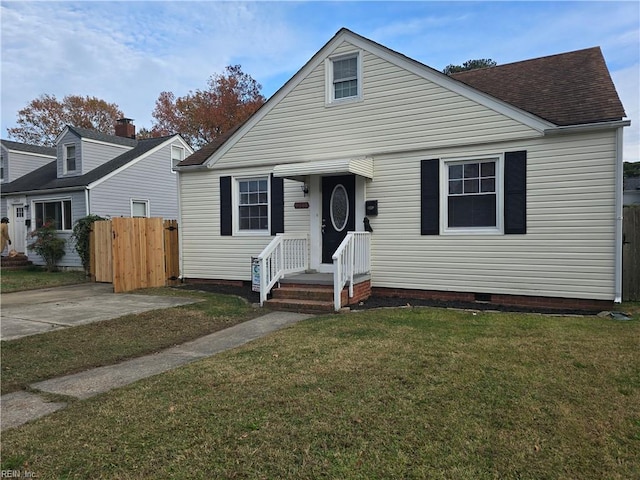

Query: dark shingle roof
[[1, 139, 56, 157], [451, 47, 626, 126], [178, 122, 245, 167], [66, 126, 138, 147], [1, 136, 172, 195]]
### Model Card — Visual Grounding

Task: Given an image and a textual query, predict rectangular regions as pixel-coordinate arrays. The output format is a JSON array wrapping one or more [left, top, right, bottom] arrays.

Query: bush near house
[[27, 222, 66, 272]]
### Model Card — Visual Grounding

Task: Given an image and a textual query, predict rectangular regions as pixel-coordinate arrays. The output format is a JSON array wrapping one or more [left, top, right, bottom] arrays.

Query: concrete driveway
[[1, 283, 199, 341]]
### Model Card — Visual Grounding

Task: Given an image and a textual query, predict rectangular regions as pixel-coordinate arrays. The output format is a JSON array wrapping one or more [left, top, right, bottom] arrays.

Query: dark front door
[[322, 175, 356, 263]]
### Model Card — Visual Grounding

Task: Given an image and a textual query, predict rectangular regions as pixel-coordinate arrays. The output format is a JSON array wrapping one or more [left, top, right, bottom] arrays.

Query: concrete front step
[[265, 298, 336, 313]]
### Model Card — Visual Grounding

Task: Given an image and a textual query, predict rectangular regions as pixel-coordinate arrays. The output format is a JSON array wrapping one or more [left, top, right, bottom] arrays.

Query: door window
[[330, 184, 349, 231]]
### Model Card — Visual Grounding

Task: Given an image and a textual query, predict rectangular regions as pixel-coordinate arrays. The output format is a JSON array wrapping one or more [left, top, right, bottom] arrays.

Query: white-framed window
[[442, 155, 503, 234], [171, 145, 185, 171], [235, 177, 270, 234], [0, 154, 5, 181], [64, 144, 77, 173], [131, 199, 149, 218], [325, 52, 362, 105], [34, 199, 72, 230]]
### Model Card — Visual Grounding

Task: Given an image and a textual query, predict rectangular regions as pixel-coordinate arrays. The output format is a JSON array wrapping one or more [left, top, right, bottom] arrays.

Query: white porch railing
[[332, 232, 371, 311], [258, 233, 309, 305]]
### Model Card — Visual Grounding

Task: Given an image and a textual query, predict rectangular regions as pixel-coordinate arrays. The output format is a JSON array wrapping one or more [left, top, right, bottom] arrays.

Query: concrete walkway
[[1, 311, 314, 431]]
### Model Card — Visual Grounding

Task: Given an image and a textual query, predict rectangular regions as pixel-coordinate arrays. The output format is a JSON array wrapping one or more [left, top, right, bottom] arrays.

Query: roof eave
[[544, 119, 630, 135], [1, 185, 86, 197]]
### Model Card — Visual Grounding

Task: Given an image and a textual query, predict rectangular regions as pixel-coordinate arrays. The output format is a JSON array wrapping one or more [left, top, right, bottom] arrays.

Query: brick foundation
[[345, 279, 372, 306], [372, 287, 614, 313], [183, 278, 245, 288]]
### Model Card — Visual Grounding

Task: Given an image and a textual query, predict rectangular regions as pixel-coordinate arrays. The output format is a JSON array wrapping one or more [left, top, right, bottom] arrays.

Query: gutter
[[614, 126, 624, 303], [543, 120, 630, 135], [1, 186, 85, 197], [173, 164, 210, 172]]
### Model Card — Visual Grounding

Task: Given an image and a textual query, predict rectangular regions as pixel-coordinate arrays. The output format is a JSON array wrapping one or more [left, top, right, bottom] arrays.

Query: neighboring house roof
[[0, 139, 56, 157], [451, 47, 626, 126], [178, 28, 626, 168], [60, 125, 138, 147], [624, 177, 640, 191], [1, 136, 172, 195]]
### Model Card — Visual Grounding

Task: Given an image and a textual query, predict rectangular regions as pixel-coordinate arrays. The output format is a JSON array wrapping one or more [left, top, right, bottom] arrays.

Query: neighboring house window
[[64, 144, 76, 173], [0, 154, 5, 181], [171, 145, 185, 171], [326, 52, 362, 104], [446, 159, 498, 229], [34, 200, 72, 230], [237, 177, 269, 232], [131, 200, 149, 218]]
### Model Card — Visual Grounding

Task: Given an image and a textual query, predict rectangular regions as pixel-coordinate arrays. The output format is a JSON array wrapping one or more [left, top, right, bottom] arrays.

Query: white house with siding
[[1, 119, 192, 267], [176, 29, 628, 312]]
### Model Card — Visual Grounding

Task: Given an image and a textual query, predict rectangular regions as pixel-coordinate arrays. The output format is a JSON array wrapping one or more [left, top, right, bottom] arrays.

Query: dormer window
[[326, 52, 362, 105], [64, 144, 76, 173]]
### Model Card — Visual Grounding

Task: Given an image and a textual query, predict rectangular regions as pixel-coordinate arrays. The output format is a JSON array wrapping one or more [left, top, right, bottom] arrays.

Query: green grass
[[2, 307, 639, 479], [1, 268, 88, 292], [0, 288, 260, 395]]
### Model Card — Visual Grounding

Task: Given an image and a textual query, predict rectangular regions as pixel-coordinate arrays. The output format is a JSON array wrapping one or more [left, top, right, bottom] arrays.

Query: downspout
[[176, 170, 184, 281], [614, 126, 624, 303], [85, 187, 90, 215]]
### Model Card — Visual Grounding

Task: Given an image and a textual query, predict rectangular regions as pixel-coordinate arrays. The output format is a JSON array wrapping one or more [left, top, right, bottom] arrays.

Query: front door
[[321, 175, 355, 263], [12, 205, 26, 253]]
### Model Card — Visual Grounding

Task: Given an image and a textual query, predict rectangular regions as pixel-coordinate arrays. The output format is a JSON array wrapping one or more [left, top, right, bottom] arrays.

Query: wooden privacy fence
[[623, 206, 640, 301], [90, 218, 179, 293]]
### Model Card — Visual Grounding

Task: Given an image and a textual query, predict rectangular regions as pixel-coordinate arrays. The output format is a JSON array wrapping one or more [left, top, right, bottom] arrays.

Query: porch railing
[[332, 232, 371, 311], [257, 233, 309, 305]]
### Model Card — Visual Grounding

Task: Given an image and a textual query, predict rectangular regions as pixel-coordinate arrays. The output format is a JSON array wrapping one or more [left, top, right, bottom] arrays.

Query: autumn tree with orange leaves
[[150, 65, 265, 148], [7, 94, 124, 146]]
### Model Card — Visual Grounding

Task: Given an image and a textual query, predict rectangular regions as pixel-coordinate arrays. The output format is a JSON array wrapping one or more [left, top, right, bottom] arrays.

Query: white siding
[[366, 129, 617, 300], [180, 167, 309, 281], [80, 139, 132, 174], [2, 146, 54, 183], [89, 141, 181, 219], [213, 42, 540, 170], [56, 131, 132, 178]]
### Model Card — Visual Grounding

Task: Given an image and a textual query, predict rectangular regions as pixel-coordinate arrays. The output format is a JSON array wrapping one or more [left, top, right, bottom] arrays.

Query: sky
[[1, 1, 639, 161]]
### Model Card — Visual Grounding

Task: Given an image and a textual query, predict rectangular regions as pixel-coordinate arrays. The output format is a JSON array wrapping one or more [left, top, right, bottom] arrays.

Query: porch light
[[301, 183, 309, 196]]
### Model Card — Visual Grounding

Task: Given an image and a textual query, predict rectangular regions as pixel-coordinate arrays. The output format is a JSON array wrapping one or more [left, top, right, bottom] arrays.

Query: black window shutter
[[270, 174, 284, 235], [504, 151, 527, 234], [220, 176, 232, 236], [421, 159, 440, 235]]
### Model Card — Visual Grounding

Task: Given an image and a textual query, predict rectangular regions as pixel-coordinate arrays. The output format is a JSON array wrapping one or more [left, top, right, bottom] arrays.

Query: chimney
[[115, 118, 136, 139]]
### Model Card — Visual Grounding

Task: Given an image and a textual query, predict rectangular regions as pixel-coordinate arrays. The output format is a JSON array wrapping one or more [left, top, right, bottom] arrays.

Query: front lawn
[[2, 307, 638, 479], [1, 268, 87, 292]]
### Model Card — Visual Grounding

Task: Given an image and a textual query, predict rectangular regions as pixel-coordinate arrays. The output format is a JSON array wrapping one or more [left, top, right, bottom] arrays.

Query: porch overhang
[[272, 157, 373, 181]]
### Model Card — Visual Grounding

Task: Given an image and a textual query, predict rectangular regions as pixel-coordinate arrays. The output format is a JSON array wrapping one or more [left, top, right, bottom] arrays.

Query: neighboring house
[[1, 119, 193, 267], [1, 140, 57, 253], [176, 28, 628, 311], [623, 177, 640, 205]]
